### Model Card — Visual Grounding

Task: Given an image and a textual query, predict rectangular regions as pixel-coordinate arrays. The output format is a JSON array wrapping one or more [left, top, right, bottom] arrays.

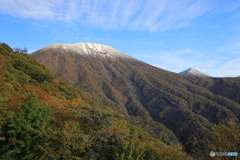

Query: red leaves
[[0, 54, 5, 60], [9, 138, 20, 145]]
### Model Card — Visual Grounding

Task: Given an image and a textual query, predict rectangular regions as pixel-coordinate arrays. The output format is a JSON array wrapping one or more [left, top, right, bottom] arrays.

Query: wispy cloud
[[151, 56, 240, 77], [135, 39, 163, 46], [220, 58, 240, 70], [0, 0, 234, 31], [135, 48, 238, 76], [137, 48, 194, 69], [202, 69, 240, 77], [140, 48, 192, 58], [216, 41, 240, 54], [136, 38, 240, 77], [0, 0, 61, 20]]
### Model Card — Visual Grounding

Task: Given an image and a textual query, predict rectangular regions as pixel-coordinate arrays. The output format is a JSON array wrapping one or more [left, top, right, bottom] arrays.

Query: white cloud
[[0, 0, 231, 31]]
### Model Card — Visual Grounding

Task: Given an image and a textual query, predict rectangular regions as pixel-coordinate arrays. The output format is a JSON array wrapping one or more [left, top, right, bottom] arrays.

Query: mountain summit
[[41, 42, 132, 60], [179, 68, 210, 77]]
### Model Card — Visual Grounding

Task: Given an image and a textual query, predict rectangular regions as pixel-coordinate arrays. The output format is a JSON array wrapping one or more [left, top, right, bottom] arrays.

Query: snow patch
[[45, 42, 132, 60], [82, 44, 88, 54]]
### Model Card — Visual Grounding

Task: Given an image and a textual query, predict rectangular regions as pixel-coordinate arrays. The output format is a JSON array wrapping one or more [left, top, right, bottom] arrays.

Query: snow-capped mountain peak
[[44, 42, 131, 60]]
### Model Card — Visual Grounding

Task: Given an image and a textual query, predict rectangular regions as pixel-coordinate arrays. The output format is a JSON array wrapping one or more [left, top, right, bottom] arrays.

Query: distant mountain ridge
[[31, 42, 240, 157], [179, 68, 210, 77]]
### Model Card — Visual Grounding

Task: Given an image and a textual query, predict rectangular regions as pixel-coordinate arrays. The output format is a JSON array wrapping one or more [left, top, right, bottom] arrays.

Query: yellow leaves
[[62, 121, 80, 142], [70, 100, 80, 106], [96, 107, 107, 112], [208, 122, 240, 154], [0, 137, 5, 141], [83, 97, 92, 103]]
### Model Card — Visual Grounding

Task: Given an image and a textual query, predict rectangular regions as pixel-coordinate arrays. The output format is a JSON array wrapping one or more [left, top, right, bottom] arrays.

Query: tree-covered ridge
[[0, 43, 192, 159]]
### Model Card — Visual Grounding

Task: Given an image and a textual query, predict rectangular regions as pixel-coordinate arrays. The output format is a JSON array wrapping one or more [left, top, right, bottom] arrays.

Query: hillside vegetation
[[31, 43, 240, 159], [0, 43, 192, 159]]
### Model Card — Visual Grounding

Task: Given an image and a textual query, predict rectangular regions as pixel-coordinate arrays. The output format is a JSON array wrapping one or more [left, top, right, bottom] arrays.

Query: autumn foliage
[[0, 43, 193, 159]]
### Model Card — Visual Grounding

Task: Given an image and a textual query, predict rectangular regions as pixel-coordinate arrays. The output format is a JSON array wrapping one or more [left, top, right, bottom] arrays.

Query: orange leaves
[[50, 108, 74, 123], [22, 85, 83, 109], [8, 91, 28, 103], [83, 97, 92, 103], [70, 100, 79, 106], [25, 85, 52, 102], [59, 99, 78, 108], [24, 85, 48, 97], [24, 85, 61, 107], [0, 54, 5, 60], [51, 108, 69, 117], [80, 110, 91, 115], [110, 126, 123, 133], [7, 92, 26, 111]]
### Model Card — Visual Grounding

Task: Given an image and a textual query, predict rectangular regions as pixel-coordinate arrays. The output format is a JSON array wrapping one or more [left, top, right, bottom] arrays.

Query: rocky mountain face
[[31, 43, 240, 157], [179, 68, 210, 77]]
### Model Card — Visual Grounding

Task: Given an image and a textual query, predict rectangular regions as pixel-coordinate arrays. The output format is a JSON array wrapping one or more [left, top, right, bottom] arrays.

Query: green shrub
[[30, 72, 52, 83], [0, 43, 13, 53], [0, 94, 52, 160]]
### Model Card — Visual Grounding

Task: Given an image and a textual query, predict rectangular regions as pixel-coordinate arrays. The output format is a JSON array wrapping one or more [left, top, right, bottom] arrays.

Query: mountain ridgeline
[[30, 42, 240, 158], [0, 43, 193, 159]]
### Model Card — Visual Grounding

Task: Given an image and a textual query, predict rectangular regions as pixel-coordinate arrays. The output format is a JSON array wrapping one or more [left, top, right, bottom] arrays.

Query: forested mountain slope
[[31, 43, 240, 158], [0, 43, 192, 160]]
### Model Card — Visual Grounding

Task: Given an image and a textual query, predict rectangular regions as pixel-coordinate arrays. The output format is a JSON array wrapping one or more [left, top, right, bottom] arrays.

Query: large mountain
[[31, 42, 240, 158], [0, 43, 192, 159], [179, 68, 210, 77]]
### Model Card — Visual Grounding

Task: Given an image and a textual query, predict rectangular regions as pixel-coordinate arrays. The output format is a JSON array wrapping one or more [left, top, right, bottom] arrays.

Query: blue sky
[[1, 0, 240, 77]]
